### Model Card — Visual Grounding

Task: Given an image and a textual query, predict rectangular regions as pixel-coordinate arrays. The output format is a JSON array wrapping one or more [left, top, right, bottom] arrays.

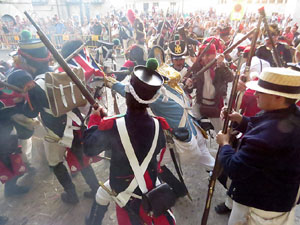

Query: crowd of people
[[0, 6, 300, 225], [1, 8, 299, 50]]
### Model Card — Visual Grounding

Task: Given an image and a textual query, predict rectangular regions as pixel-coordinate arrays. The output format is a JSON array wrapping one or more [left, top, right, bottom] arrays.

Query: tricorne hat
[[246, 67, 300, 99]]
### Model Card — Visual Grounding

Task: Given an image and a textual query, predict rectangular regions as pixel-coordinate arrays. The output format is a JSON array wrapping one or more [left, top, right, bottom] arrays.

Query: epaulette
[[99, 114, 125, 131], [155, 116, 170, 130]]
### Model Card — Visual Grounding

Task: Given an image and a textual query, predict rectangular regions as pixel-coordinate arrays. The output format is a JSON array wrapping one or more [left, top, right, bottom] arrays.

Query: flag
[[230, 1, 245, 21], [59, 47, 105, 82]]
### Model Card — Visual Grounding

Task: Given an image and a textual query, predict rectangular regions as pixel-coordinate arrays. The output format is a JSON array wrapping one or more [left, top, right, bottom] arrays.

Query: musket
[[258, 7, 283, 67], [53, 41, 87, 71], [183, 38, 215, 81], [178, 25, 196, 57], [88, 53, 121, 115], [157, 8, 169, 47], [0, 80, 24, 93], [192, 28, 255, 79], [235, 12, 263, 112], [24, 11, 98, 110], [200, 55, 243, 225], [165, 130, 192, 202], [106, 70, 130, 76], [167, 18, 180, 44]]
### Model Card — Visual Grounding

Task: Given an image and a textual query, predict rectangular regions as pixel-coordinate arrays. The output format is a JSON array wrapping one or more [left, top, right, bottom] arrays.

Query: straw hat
[[246, 67, 300, 99]]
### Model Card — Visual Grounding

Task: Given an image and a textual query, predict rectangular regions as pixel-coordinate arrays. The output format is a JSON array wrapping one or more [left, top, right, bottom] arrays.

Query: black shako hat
[[168, 40, 187, 59], [129, 65, 164, 102]]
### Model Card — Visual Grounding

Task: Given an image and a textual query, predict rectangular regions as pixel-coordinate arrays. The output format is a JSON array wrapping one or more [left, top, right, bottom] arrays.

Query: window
[[262, 0, 267, 3], [247, 0, 252, 3], [277, 0, 283, 3], [269, 0, 275, 3]]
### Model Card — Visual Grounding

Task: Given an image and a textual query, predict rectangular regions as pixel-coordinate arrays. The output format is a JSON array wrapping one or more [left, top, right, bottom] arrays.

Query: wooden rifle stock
[[193, 28, 255, 79], [200, 55, 243, 225], [258, 7, 283, 67], [24, 11, 98, 110]]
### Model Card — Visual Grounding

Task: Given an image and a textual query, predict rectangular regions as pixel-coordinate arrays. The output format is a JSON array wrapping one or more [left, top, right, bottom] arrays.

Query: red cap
[[203, 37, 224, 53], [200, 44, 217, 55], [243, 46, 251, 54], [237, 46, 246, 52], [123, 60, 135, 68]]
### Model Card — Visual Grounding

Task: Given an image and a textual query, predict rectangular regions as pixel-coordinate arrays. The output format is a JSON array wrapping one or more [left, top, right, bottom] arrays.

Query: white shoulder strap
[[165, 89, 189, 128], [116, 117, 159, 194]]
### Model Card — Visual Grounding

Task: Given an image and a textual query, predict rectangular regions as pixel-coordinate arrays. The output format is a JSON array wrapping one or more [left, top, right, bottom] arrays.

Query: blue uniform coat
[[220, 104, 300, 212]]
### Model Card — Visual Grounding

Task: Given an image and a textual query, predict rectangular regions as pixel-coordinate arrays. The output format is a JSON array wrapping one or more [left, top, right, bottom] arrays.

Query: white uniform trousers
[[229, 201, 296, 225]]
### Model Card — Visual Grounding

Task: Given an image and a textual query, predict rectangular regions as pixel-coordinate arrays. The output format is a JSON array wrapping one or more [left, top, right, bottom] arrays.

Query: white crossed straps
[[115, 117, 159, 207]]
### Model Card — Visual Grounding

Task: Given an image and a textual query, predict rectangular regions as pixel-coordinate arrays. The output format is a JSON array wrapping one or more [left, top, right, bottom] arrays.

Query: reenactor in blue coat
[[217, 67, 300, 225]]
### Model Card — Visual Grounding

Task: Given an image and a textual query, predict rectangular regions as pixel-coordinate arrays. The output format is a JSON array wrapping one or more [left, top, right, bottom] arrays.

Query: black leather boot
[[53, 162, 79, 204], [81, 165, 99, 199], [4, 176, 29, 197], [158, 165, 187, 198], [85, 200, 108, 225]]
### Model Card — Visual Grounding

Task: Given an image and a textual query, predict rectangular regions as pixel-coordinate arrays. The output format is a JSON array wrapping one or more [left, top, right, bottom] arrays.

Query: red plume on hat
[[127, 9, 136, 25]]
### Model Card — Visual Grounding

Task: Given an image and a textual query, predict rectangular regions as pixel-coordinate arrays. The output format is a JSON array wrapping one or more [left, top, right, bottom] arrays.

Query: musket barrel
[[258, 7, 283, 67], [0, 80, 24, 93], [193, 28, 256, 78], [24, 11, 98, 109], [183, 38, 215, 81], [200, 55, 243, 225]]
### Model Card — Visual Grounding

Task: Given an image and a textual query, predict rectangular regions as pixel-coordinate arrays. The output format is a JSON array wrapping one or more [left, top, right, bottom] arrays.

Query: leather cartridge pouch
[[172, 127, 189, 142], [141, 183, 176, 217], [45, 68, 87, 117]]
